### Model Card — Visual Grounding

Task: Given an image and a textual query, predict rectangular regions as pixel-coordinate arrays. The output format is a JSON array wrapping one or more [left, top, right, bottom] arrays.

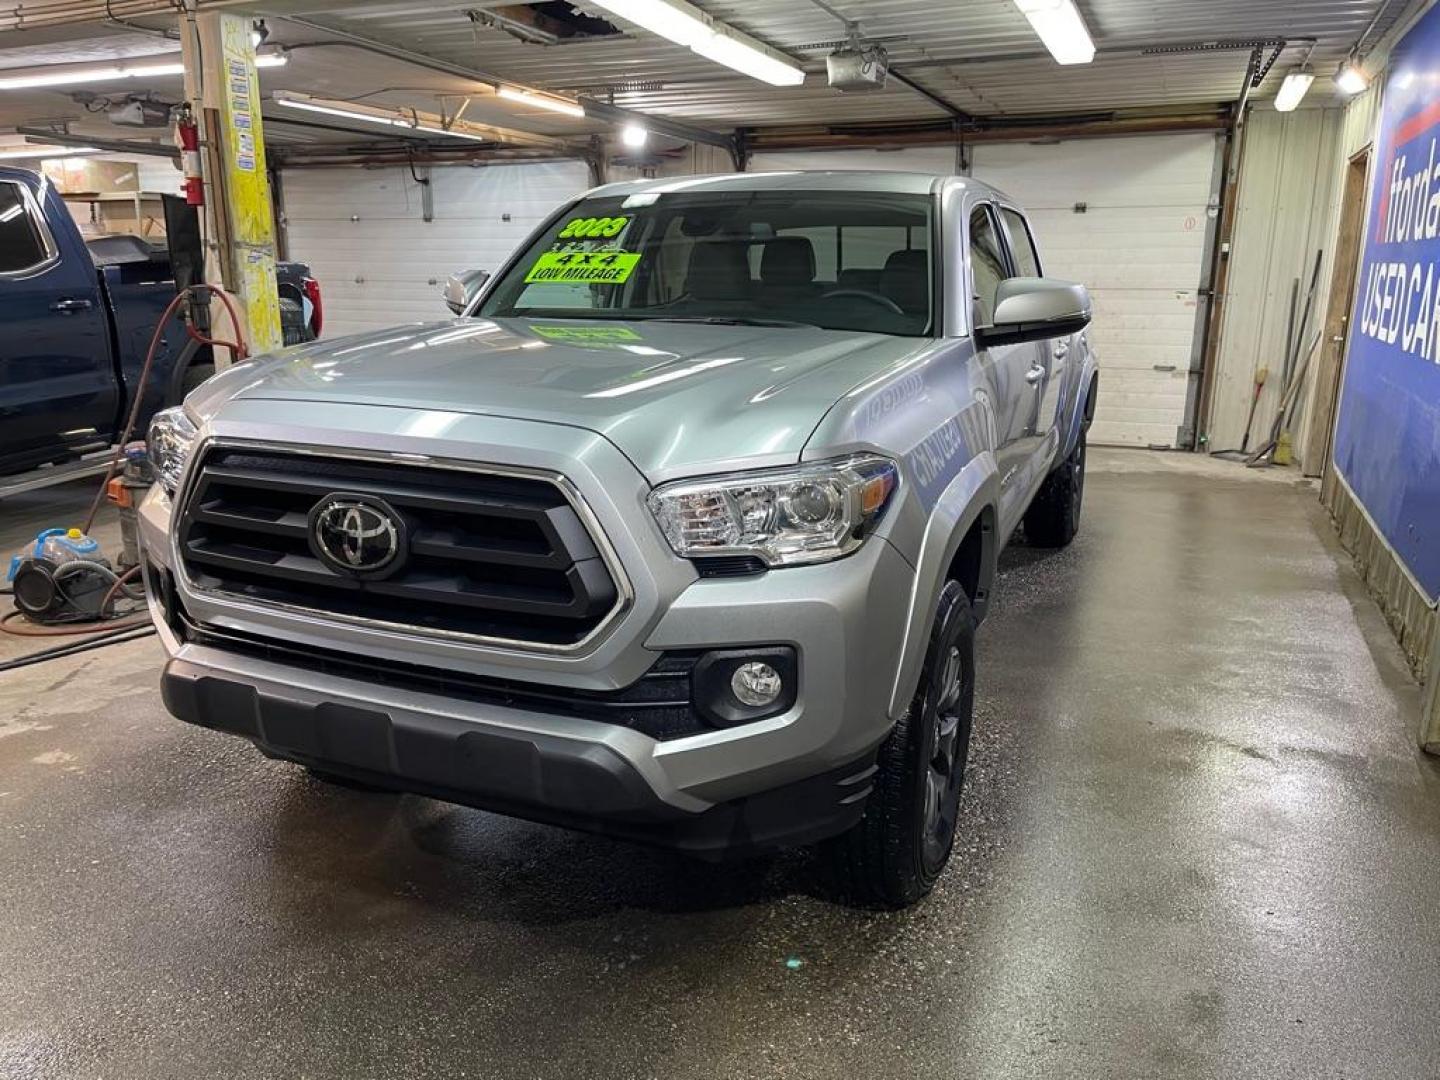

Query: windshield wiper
[[647, 316, 819, 329]]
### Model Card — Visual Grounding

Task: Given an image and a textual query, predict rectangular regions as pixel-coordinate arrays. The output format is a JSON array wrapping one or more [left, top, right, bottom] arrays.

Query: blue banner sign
[[1335, 4, 1440, 602]]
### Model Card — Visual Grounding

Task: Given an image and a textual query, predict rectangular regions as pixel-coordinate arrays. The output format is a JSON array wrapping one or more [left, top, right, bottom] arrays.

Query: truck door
[[0, 176, 115, 470], [968, 203, 1035, 530], [999, 207, 1066, 464]]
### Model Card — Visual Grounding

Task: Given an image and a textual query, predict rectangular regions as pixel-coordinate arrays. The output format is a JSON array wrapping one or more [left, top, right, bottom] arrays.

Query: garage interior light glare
[[620, 123, 648, 148], [1273, 71, 1314, 112], [496, 86, 585, 118], [585, 0, 805, 86], [0, 52, 284, 90], [1335, 60, 1369, 96], [1011, 0, 1096, 65], [0, 145, 99, 159]]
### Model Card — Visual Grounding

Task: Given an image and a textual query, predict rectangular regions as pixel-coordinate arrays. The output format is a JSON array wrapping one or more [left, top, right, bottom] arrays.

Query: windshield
[[477, 189, 935, 337]]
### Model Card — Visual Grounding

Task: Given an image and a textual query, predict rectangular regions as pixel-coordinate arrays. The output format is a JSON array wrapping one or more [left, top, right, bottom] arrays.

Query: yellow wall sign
[[525, 251, 641, 284]]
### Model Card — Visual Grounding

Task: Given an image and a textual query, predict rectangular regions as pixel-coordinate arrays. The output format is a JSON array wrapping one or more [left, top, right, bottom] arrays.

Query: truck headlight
[[647, 455, 898, 568], [147, 407, 199, 496]]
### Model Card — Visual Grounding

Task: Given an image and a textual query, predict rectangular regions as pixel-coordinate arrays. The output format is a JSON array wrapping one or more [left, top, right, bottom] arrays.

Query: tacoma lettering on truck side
[[142, 171, 1097, 908]]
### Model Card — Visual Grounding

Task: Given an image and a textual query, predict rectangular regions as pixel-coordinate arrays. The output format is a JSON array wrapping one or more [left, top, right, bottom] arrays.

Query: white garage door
[[282, 160, 591, 337], [752, 135, 1221, 447]]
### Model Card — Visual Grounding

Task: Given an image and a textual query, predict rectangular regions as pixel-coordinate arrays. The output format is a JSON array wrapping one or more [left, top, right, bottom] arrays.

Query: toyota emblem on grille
[[310, 497, 404, 576]]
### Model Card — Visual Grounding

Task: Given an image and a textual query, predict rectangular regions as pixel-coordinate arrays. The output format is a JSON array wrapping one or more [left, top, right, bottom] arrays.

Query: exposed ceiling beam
[[273, 14, 737, 153], [16, 125, 177, 159], [745, 110, 1229, 150], [888, 68, 974, 122]]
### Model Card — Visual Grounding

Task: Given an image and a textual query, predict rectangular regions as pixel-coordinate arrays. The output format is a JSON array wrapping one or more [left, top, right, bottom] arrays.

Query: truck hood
[[195, 317, 934, 480]]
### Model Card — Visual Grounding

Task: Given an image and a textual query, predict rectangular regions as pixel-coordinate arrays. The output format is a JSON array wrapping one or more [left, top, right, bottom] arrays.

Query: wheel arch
[[887, 452, 1000, 720], [1060, 361, 1099, 462]]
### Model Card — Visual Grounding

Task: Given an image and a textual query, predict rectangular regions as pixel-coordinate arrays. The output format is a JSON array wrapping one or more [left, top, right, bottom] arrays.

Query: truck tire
[[179, 361, 216, 398], [1023, 426, 1086, 548], [826, 579, 975, 908]]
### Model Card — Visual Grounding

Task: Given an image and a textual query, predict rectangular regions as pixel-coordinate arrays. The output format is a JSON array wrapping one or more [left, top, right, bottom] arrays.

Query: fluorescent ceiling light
[[590, 0, 711, 48], [620, 123, 648, 148], [1274, 71, 1314, 112], [496, 86, 585, 118], [1335, 60, 1369, 96], [586, 0, 804, 86], [1012, 0, 1095, 65], [0, 52, 284, 90], [272, 92, 489, 142], [692, 29, 806, 86], [0, 145, 98, 159]]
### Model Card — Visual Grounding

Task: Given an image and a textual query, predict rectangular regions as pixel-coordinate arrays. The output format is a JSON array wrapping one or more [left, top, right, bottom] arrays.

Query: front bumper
[[160, 658, 878, 857], [141, 403, 916, 851]]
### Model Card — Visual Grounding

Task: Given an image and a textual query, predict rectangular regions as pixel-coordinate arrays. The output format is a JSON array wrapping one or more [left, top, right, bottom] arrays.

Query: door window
[[0, 181, 56, 276], [969, 206, 1008, 325], [1001, 208, 1042, 277]]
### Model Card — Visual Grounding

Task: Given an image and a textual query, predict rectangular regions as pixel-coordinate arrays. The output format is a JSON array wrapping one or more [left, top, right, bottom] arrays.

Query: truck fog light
[[731, 661, 782, 707], [692, 647, 798, 728]]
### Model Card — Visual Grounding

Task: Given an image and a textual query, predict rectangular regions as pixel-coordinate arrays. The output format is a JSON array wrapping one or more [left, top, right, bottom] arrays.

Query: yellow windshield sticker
[[525, 251, 641, 284], [531, 325, 643, 343], [557, 215, 629, 240]]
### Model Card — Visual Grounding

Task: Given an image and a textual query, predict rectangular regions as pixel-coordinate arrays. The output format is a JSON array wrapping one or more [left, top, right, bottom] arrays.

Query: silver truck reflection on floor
[[140, 171, 1098, 908]]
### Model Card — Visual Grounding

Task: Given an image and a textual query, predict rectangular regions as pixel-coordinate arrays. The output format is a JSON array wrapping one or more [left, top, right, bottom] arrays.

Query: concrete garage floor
[[1, 449, 1438, 1080]]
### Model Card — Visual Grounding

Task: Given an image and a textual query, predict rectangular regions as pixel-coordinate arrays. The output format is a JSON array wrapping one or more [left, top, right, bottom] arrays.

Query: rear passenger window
[[969, 206, 1007, 325], [0, 181, 55, 276], [1001, 208, 1042, 278]]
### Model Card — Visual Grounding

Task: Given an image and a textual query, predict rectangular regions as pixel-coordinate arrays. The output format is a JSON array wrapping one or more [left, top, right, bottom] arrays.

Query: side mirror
[[443, 268, 490, 315], [977, 277, 1091, 348]]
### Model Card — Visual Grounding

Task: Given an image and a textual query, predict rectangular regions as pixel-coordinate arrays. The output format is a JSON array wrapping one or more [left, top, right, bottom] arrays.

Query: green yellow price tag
[[557, 215, 630, 240], [531, 325, 643, 342], [525, 251, 641, 284]]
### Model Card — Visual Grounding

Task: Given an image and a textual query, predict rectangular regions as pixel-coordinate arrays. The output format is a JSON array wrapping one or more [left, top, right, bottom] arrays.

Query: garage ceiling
[[0, 0, 1412, 154], [293, 0, 1409, 123]]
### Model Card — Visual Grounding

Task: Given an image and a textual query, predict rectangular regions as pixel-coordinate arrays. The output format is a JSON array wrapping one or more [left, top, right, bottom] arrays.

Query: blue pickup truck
[[0, 165, 319, 478]]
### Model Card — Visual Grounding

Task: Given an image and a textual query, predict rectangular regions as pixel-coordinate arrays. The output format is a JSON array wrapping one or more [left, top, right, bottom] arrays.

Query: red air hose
[[82, 285, 250, 534]]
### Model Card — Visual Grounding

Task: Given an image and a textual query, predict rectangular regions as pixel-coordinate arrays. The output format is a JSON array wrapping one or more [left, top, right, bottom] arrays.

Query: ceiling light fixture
[[251, 19, 269, 48], [1011, 0, 1095, 65], [0, 144, 99, 159], [496, 86, 586, 118], [1335, 58, 1369, 96], [584, 0, 805, 86], [620, 122, 648, 148], [1273, 70, 1314, 112], [271, 92, 490, 142], [0, 52, 284, 90]]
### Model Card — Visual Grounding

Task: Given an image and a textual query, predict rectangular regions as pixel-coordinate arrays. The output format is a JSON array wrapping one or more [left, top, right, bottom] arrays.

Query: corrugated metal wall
[[1206, 110, 1343, 458]]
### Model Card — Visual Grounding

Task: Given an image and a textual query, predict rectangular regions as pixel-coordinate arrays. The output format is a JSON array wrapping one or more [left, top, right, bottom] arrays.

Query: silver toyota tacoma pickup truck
[[141, 171, 1097, 907]]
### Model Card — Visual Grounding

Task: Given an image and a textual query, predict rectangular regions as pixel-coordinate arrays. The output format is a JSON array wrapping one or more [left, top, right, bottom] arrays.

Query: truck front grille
[[177, 447, 622, 648]]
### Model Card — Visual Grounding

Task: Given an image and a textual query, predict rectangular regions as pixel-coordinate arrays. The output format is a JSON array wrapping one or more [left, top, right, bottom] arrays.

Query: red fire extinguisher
[[176, 106, 203, 206]]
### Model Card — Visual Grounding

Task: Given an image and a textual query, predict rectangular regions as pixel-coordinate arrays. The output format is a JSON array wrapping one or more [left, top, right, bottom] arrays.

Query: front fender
[[887, 451, 1000, 719], [1059, 345, 1099, 462]]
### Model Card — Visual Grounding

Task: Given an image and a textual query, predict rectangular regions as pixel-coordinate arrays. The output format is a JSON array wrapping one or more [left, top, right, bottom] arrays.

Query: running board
[[0, 449, 116, 499]]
